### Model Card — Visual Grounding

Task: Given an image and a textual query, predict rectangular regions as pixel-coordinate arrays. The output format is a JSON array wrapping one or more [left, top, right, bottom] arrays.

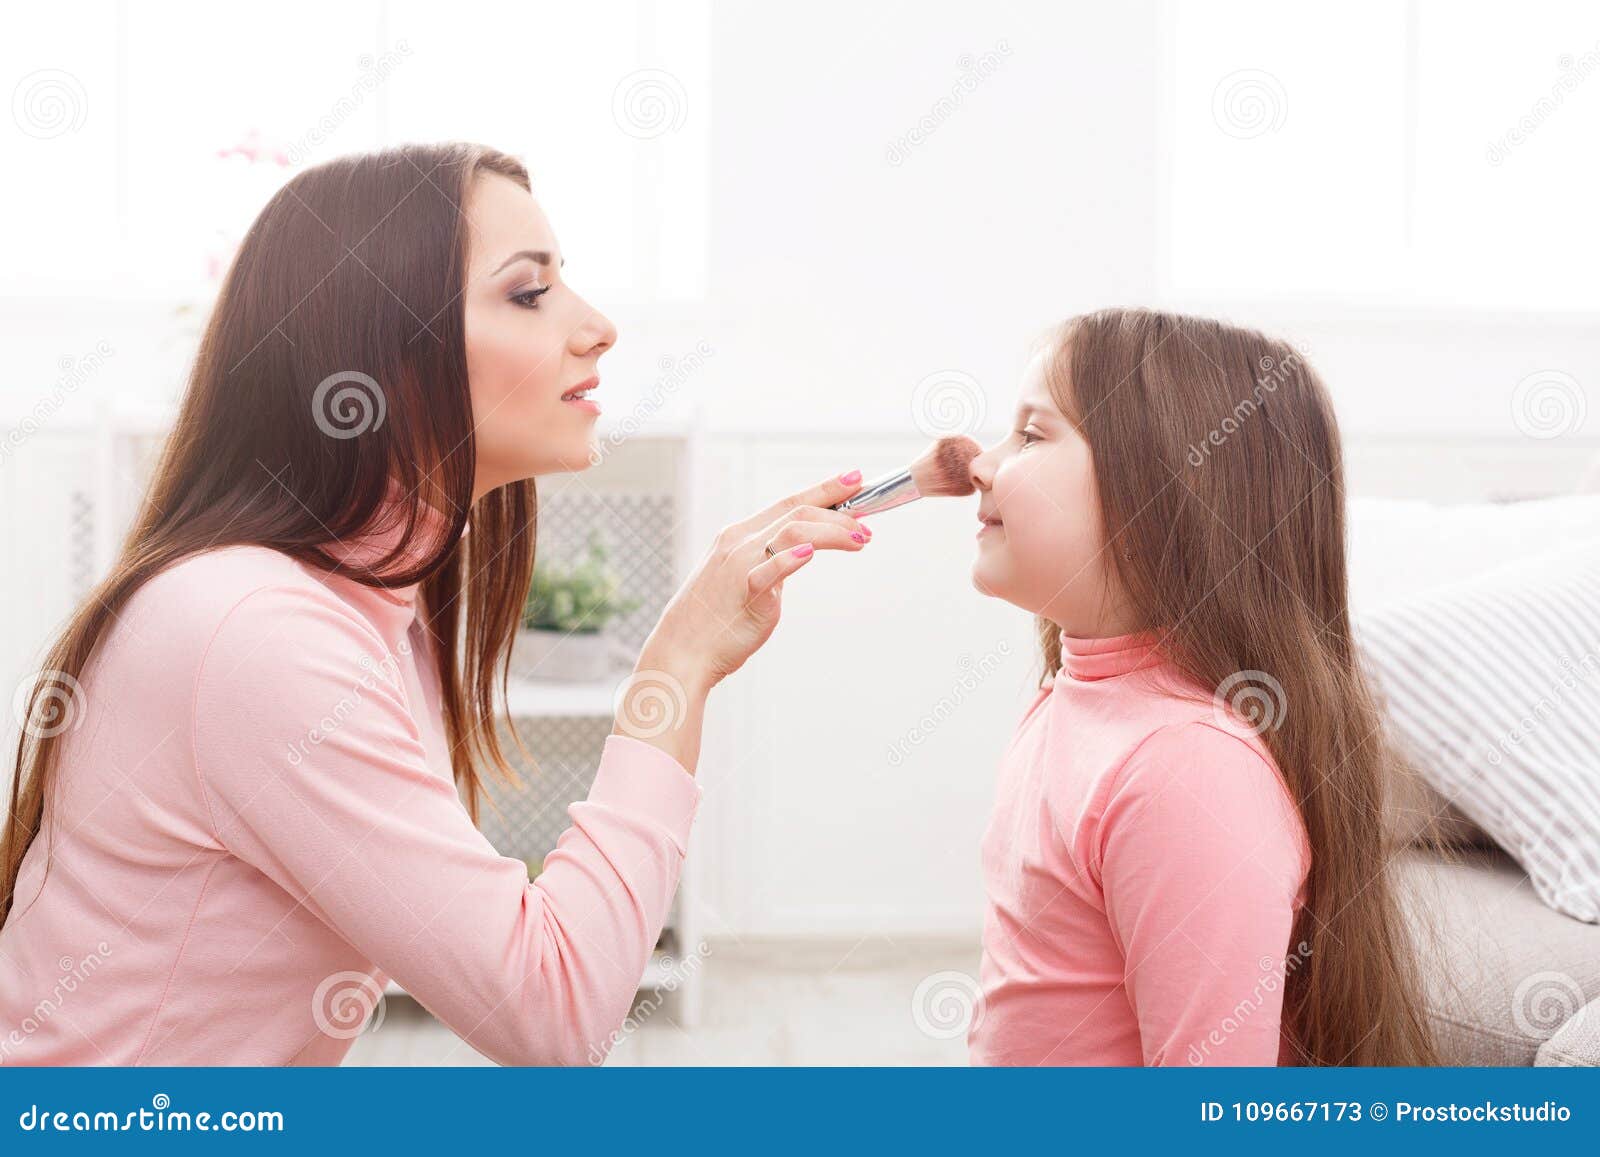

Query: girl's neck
[[1056, 628, 1164, 681]]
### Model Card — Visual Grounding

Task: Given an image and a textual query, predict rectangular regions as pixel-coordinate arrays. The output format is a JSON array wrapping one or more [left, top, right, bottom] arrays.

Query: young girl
[[965, 308, 1438, 1066]]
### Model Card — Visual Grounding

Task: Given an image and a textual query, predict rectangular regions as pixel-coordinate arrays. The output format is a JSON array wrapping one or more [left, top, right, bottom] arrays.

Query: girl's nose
[[969, 442, 999, 492]]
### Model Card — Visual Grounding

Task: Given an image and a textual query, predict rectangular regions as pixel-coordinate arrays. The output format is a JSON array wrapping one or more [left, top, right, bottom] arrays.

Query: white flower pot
[[509, 628, 618, 683]]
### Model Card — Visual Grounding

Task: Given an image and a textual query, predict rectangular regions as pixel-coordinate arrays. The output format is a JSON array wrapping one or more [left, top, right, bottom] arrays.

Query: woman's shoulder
[[69, 547, 379, 751], [120, 545, 375, 667], [133, 544, 339, 619]]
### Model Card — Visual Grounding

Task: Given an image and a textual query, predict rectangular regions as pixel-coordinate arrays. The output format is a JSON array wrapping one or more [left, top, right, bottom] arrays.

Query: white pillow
[[1348, 494, 1600, 612], [1357, 538, 1600, 923]]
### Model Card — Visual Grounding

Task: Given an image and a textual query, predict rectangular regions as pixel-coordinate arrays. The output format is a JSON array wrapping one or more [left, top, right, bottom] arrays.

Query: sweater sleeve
[[189, 585, 700, 1066], [1095, 721, 1310, 1067]]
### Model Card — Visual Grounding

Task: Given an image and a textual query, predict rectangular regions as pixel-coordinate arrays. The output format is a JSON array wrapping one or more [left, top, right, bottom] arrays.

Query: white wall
[[691, 1, 1162, 437], [672, 1, 1600, 937]]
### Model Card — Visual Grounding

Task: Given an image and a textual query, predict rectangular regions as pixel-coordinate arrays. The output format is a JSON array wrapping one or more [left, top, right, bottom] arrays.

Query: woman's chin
[[533, 435, 602, 475]]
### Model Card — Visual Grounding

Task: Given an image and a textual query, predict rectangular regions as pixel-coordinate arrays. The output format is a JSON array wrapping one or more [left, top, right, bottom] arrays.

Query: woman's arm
[[1095, 721, 1312, 1066], [191, 470, 871, 1065], [192, 584, 699, 1066]]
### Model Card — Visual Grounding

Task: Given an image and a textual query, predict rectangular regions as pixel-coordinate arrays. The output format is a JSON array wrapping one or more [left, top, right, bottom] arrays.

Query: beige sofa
[[1348, 489, 1600, 1066], [1387, 770, 1600, 1065]]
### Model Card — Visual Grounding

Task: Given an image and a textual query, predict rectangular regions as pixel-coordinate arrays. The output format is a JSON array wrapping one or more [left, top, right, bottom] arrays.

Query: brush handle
[[831, 468, 920, 516]]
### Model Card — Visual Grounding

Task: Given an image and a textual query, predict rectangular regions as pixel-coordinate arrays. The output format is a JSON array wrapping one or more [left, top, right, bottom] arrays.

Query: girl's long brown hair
[[1039, 308, 1441, 1066], [2, 142, 536, 927]]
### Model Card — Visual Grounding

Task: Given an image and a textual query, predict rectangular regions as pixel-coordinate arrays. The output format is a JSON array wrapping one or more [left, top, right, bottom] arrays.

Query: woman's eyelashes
[[1016, 427, 1041, 448], [509, 284, 551, 309]]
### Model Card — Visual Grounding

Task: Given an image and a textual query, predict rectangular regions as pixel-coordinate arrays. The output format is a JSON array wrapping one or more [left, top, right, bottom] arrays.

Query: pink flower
[[216, 127, 290, 167]]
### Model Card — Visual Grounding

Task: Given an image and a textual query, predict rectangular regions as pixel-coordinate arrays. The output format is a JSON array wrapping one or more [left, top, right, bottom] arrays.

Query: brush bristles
[[909, 435, 981, 498]]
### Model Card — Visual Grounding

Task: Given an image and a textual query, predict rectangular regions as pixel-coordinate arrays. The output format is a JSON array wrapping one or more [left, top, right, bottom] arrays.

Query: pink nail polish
[[850, 531, 865, 543], [839, 469, 862, 485], [791, 543, 814, 558], [861, 524, 873, 538]]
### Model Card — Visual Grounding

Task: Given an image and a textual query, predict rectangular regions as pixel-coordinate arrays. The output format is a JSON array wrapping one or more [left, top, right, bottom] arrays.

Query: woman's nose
[[570, 302, 617, 358]]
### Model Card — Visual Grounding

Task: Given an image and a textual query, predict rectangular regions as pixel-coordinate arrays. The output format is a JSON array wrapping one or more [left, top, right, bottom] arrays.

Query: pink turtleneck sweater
[[969, 631, 1312, 1066], [0, 492, 700, 1066]]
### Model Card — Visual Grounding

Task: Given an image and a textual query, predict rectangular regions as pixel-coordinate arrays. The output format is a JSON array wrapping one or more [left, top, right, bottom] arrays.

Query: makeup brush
[[830, 435, 982, 517]]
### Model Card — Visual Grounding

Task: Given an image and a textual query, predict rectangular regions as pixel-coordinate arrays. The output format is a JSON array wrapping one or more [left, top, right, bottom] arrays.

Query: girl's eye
[[510, 285, 551, 309], [1017, 428, 1041, 447]]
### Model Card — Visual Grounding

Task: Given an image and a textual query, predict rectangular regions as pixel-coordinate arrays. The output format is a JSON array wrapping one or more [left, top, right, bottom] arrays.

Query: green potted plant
[[510, 535, 639, 682]]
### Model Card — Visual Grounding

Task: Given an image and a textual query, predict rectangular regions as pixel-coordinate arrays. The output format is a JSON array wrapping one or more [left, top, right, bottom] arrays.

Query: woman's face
[[463, 173, 617, 499], [968, 348, 1132, 637]]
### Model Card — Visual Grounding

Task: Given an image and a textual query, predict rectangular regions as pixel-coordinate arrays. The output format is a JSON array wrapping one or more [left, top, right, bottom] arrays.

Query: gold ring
[[763, 539, 778, 559]]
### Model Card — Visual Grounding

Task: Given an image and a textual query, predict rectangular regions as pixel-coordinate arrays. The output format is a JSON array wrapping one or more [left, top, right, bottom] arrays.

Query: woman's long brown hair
[[1039, 308, 1441, 1066], [2, 142, 537, 927]]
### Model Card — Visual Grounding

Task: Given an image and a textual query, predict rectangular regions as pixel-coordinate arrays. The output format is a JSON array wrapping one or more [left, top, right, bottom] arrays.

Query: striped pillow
[[1357, 538, 1600, 924]]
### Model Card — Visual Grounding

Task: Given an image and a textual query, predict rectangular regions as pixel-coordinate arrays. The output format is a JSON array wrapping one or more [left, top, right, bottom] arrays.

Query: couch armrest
[[1537, 999, 1600, 1067]]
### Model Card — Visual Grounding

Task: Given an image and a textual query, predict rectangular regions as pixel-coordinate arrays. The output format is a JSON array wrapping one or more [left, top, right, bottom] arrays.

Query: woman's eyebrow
[[490, 249, 566, 275]]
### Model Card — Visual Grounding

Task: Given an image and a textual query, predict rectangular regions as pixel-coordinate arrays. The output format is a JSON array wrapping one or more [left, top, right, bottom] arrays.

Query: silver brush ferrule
[[831, 469, 921, 516]]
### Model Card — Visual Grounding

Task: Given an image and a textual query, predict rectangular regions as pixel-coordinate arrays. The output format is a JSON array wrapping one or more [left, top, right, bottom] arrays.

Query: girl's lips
[[977, 520, 1003, 538]]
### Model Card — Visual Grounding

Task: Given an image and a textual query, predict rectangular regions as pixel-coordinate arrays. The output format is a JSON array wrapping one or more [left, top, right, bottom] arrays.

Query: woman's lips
[[561, 376, 601, 415], [977, 514, 1003, 538]]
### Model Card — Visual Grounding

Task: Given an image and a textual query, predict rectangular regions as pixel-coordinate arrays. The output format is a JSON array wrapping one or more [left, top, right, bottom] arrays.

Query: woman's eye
[[510, 286, 551, 309], [1017, 428, 1040, 446]]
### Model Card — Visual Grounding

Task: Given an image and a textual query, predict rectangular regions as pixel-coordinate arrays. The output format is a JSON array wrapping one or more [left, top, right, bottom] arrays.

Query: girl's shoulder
[[1116, 717, 1282, 789], [1100, 718, 1308, 871], [1038, 665, 1272, 770], [1039, 670, 1310, 894], [1102, 666, 1286, 776], [1020, 679, 1054, 725]]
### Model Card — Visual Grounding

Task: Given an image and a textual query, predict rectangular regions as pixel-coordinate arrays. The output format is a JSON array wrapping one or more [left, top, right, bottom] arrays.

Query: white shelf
[[639, 953, 678, 990], [499, 676, 620, 718], [383, 948, 679, 999]]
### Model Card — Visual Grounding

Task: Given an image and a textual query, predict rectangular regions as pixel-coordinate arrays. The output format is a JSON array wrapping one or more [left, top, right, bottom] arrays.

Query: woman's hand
[[614, 469, 870, 770], [649, 467, 870, 689]]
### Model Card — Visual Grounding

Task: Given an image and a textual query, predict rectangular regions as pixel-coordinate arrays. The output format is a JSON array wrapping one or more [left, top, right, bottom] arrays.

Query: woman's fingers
[[726, 470, 867, 540], [746, 541, 815, 602], [743, 520, 868, 604], [746, 519, 869, 560], [773, 504, 870, 538], [638, 478, 874, 693]]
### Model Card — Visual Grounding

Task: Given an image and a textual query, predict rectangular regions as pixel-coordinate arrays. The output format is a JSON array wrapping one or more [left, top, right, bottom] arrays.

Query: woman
[[0, 142, 872, 1065]]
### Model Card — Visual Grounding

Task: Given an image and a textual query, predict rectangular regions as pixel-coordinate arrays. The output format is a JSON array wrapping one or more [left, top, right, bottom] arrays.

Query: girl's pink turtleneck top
[[969, 630, 1311, 1066]]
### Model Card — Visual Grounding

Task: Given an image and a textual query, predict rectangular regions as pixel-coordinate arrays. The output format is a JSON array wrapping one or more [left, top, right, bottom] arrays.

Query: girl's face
[[463, 173, 618, 501], [969, 348, 1136, 638]]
